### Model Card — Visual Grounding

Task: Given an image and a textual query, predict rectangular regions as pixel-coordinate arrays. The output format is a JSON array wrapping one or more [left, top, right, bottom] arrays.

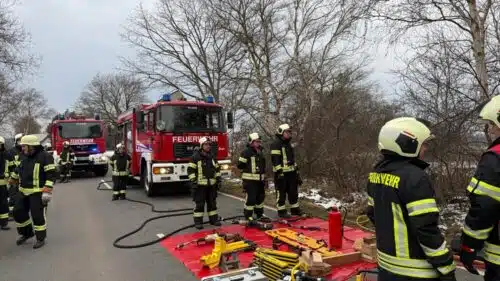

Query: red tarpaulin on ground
[[161, 217, 377, 280]]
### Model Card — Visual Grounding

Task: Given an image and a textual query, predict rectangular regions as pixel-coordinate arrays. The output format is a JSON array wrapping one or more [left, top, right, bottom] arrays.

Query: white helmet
[[378, 117, 434, 158], [116, 143, 123, 149], [248, 132, 260, 143], [63, 141, 69, 146], [479, 95, 500, 128], [277, 124, 291, 135], [14, 133, 23, 142], [0, 136, 4, 144], [199, 137, 210, 147]]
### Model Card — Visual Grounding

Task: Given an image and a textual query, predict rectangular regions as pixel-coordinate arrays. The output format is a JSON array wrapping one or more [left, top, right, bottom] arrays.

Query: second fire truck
[[116, 91, 233, 196]]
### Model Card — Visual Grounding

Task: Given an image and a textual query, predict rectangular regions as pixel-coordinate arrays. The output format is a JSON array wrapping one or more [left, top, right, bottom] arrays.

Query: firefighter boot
[[290, 207, 303, 217], [112, 194, 119, 201], [33, 240, 45, 249], [60, 175, 66, 183], [209, 215, 221, 227], [278, 209, 291, 219], [194, 216, 204, 230], [244, 208, 254, 221], [16, 233, 34, 245]]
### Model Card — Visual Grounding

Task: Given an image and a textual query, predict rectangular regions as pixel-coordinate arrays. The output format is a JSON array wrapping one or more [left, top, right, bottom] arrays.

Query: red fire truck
[[116, 90, 234, 196], [49, 112, 109, 177]]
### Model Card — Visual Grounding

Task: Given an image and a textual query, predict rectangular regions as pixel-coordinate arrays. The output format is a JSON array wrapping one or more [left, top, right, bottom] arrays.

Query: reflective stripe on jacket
[[366, 154, 455, 278], [270, 135, 296, 174], [237, 145, 265, 181], [461, 137, 500, 265], [187, 150, 220, 186]]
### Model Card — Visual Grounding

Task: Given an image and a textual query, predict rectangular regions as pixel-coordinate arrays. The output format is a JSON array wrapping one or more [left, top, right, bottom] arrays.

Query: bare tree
[[14, 115, 41, 135], [371, 0, 498, 100], [123, 0, 378, 136], [121, 0, 243, 105], [75, 73, 149, 126], [8, 88, 55, 134], [0, 0, 37, 80]]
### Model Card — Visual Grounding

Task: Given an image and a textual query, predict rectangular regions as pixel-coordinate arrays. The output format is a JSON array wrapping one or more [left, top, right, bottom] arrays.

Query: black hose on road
[[97, 179, 244, 249]]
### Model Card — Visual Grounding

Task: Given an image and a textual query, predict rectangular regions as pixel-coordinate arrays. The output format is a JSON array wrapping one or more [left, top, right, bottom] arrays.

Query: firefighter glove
[[439, 271, 456, 281], [459, 245, 480, 275], [42, 192, 52, 204]]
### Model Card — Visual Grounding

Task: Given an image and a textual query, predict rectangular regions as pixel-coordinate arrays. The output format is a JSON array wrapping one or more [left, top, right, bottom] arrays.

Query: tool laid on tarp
[[266, 228, 335, 257], [232, 219, 274, 230], [200, 267, 268, 281], [276, 219, 327, 231], [200, 237, 257, 269], [175, 232, 243, 249]]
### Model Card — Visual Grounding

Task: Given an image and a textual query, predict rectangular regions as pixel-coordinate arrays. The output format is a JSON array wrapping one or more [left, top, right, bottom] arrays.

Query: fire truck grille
[[71, 144, 98, 153], [173, 143, 218, 158]]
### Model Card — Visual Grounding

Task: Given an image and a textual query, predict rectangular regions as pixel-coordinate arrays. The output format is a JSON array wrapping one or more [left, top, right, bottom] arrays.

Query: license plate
[[76, 157, 89, 161]]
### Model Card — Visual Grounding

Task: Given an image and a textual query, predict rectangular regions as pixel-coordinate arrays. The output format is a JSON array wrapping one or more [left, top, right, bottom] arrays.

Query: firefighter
[[0, 136, 10, 230], [58, 141, 74, 183], [109, 143, 131, 200], [270, 124, 303, 218], [365, 117, 455, 281], [459, 95, 500, 280], [237, 132, 267, 220], [188, 137, 221, 229], [7, 133, 24, 217], [11, 135, 56, 249]]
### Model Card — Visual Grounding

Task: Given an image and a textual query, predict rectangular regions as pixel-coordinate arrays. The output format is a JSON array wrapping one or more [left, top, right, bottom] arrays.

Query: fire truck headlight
[[153, 167, 173, 174], [100, 156, 107, 161], [221, 164, 230, 170]]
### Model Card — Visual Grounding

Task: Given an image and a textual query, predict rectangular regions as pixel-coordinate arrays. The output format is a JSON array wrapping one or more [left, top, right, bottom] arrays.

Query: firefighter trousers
[[0, 185, 9, 226], [275, 171, 301, 216], [8, 183, 18, 214], [13, 192, 47, 241], [60, 163, 71, 179], [112, 175, 127, 199], [243, 180, 265, 219], [485, 261, 500, 281], [192, 185, 218, 224], [378, 268, 440, 281]]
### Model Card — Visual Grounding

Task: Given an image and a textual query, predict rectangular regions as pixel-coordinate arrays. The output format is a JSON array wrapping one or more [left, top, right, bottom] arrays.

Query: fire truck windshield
[[58, 122, 103, 138], [157, 105, 225, 133]]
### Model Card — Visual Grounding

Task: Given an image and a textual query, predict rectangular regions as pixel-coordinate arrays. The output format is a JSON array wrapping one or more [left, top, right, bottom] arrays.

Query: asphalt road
[[0, 173, 483, 281]]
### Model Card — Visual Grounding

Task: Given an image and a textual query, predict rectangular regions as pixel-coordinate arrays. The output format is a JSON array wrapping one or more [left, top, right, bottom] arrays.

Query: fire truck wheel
[[141, 167, 156, 197]]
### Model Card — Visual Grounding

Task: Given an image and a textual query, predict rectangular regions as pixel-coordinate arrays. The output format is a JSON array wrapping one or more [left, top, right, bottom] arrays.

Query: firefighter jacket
[[188, 150, 221, 186], [270, 135, 297, 175], [366, 154, 455, 279], [0, 150, 9, 186], [59, 147, 74, 164], [238, 145, 266, 181], [7, 147, 23, 179], [110, 152, 131, 176], [462, 137, 500, 265], [11, 148, 56, 195]]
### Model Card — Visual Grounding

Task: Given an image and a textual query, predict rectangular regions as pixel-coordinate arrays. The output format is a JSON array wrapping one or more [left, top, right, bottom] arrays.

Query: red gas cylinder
[[328, 206, 343, 250]]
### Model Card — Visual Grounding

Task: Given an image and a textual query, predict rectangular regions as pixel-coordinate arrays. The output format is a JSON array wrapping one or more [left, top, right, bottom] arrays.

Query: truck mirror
[[227, 111, 234, 129]]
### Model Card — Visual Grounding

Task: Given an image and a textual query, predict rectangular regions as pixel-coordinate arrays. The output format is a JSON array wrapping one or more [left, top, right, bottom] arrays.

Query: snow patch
[[298, 188, 362, 209]]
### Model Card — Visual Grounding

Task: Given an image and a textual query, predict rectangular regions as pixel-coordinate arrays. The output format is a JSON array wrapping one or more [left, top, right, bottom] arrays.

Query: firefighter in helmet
[[12, 135, 56, 249], [58, 141, 74, 183], [459, 95, 500, 280], [238, 132, 267, 220], [366, 117, 455, 281], [188, 137, 221, 229], [0, 136, 10, 230], [109, 143, 131, 200], [7, 133, 24, 217], [270, 124, 303, 218]]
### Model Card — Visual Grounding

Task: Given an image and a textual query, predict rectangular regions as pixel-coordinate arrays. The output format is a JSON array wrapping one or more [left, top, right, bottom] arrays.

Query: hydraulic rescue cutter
[[175, 232, 243, 250], [200, 237, 257, 269], [232, 219, 273, 230]]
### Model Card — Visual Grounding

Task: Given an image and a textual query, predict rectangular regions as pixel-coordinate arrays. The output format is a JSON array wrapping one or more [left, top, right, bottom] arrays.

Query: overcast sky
[[14, 0, 399, 114]]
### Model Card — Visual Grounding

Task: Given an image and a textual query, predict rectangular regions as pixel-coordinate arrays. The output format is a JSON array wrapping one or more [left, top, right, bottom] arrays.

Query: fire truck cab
[[49, 113, 109, 177], [116, 90, 234, 196]]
